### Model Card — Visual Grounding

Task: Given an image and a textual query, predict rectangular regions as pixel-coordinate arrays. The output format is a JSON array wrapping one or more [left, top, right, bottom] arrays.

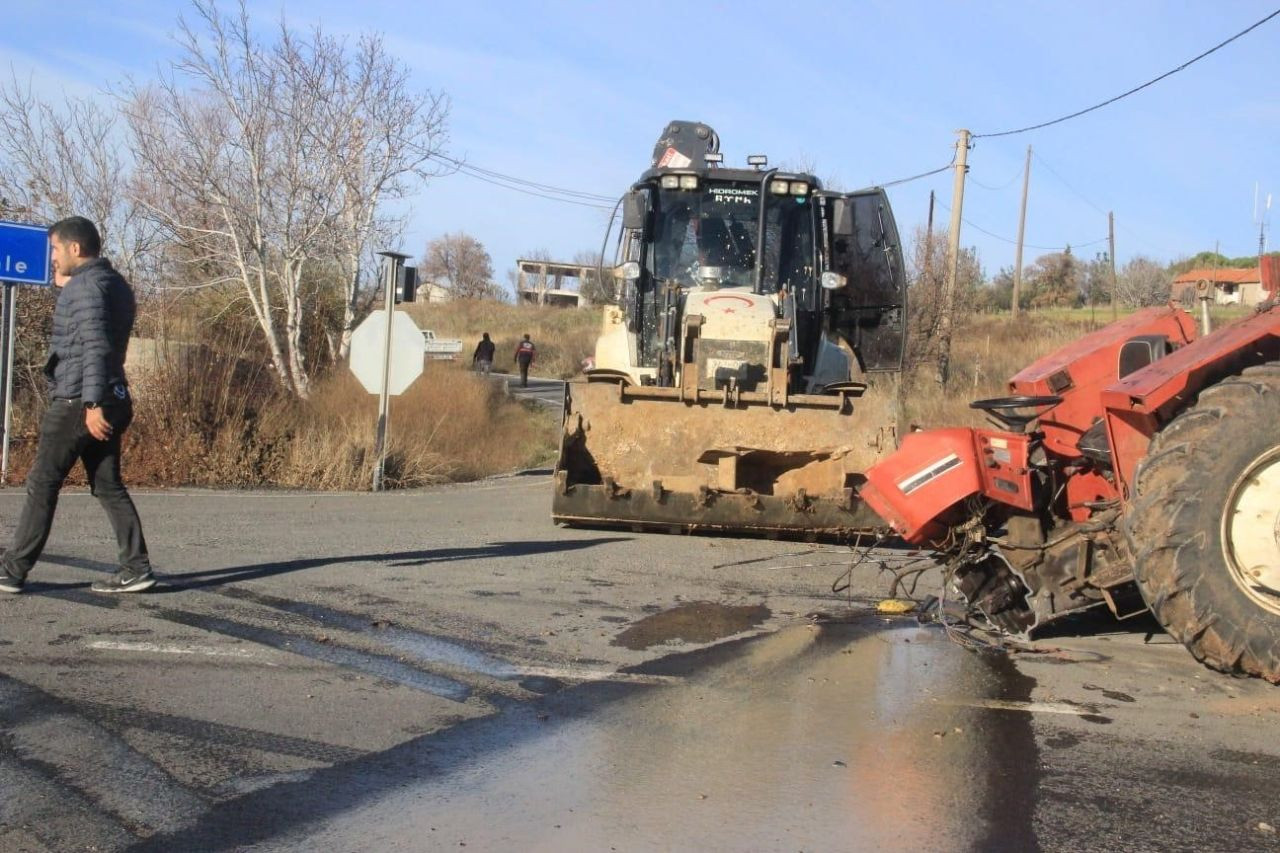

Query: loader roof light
[[790, 181, 810, 196], [704, 153, 724, 165], [660, 175, 680, 189], [770, 180, 790, 195], [747, 155, 768, 169], [679, 175, 699, 190], [820, 271, 846, 290]]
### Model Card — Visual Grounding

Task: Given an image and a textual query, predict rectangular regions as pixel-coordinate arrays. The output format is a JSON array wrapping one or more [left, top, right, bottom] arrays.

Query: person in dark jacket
[[0, 216, 155, 595], [472, 332, 495, 375], [514, 333, 536, 387]]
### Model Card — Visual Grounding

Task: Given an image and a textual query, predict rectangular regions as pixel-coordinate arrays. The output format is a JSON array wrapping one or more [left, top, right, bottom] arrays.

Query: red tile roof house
[[1172, 258, 1278, 306]]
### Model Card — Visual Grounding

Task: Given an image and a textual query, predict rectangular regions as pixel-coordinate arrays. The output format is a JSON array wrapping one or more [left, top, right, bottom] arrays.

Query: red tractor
[[861, 303, 1280, 681]]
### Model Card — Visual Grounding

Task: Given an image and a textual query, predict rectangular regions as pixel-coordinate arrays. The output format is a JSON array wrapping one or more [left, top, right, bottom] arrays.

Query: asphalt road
[[0, 476, 1277, 851], [488, 371, 565, 408]]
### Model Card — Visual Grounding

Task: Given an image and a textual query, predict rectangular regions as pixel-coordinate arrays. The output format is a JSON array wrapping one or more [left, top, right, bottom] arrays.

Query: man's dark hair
[[48, 216, 102, 257]]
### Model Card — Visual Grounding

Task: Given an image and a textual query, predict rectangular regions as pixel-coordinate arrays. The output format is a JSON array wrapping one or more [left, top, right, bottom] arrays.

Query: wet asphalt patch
[[611, 601, 771, 650]]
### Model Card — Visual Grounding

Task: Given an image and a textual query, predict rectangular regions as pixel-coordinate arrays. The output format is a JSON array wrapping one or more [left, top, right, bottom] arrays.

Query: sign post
[[0, 220, 52, 485], [349, 251, 421, 492]]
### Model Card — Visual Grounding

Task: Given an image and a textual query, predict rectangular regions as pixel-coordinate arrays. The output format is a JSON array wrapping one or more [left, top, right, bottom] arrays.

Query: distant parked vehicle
[[423, 329, 463, 360]]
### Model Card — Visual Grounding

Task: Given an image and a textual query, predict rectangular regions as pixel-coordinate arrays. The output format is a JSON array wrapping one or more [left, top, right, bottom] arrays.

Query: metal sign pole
[[0, 283, 11, 484], [371, 251, 408, 492]]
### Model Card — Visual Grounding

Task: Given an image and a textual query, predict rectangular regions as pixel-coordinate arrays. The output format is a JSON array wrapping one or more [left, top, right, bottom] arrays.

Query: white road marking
[[87, 640, 277, 664]]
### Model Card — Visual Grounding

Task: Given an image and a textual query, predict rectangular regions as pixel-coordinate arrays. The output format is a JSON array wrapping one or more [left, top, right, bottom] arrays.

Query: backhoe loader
[[553, 121, 907, 537]]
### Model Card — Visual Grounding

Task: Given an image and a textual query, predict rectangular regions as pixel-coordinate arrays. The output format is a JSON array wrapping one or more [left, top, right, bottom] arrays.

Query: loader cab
[[612, 165, 906, 387], [621, 168, 823, 373]]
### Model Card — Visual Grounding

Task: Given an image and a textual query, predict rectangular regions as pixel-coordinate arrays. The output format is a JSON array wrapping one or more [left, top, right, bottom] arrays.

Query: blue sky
[[3, 1, 1278, 285]]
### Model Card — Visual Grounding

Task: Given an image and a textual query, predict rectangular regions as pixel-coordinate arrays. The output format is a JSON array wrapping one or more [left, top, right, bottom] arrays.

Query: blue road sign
[[0, 220, 50, 286]]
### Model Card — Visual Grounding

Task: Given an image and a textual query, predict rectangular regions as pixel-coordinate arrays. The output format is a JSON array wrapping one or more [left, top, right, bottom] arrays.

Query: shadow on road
[[41, 538, 631, 592], [161, 538, 632, 590]]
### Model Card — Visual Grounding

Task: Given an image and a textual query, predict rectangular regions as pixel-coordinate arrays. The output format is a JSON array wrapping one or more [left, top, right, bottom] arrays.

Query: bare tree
[[573, 249, 616, 305], [1117, 256, 1171, 307], [123, 1, 448, 396], [421, 232, 499, 300], [904, 225, 982, 370], [0, 76, 157, 283], [303, 29, 449, 360]]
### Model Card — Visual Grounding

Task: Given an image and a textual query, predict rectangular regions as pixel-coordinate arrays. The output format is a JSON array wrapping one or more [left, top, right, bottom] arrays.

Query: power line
[[1032, 152, 1108, 217], [431, 152, 616, 202], [936, 199, 1106, 250], [969, 164, 1024, 192], [872, 156, 956, 189], [1032, 150, 1173, 255], [445, 168, 618, 210], [974, 7, 1280, 139], [429, 152, 619, 209]]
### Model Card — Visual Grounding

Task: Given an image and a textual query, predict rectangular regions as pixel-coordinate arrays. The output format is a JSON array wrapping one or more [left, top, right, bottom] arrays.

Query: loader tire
[[1126, 362, 1280, 683]]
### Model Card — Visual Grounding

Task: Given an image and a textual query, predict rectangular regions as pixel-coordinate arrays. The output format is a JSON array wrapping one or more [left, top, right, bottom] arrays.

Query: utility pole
[[926, 190, 936, 242], [937, 129, 971, 388], [1012, 145, 1031, 319], [924, 189, 936, 286], [1109, 211, 1118, 320]]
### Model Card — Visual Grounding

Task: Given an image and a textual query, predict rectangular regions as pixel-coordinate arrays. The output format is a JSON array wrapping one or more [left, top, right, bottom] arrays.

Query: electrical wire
[[969, 164, 1024, 192], [429, 152, 616, 202], [1031, 151, 1108, 217], [1031, 150, 1174, 256], [935, 199, 1107, 250], [874, 155, 956, 189], [974, 7, 1280, 139], [442, 166, 618, 210]]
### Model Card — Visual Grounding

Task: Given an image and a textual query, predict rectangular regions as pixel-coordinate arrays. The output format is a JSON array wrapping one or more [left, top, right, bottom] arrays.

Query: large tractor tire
[[1126, 362, 1280, 682]]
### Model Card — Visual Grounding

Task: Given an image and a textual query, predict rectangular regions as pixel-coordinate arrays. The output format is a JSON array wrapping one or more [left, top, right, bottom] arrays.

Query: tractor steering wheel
[[969, 395, 1063, 432]]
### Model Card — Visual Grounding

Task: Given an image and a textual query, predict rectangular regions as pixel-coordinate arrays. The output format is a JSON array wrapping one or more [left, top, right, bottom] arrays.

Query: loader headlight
[[790, 182, 809, 196], [679, 175, 699, 190], [820, 271, 847, 290], [770, 180, 790, 195], [661, 175, 680, 189], [618, 261, 641, 281]]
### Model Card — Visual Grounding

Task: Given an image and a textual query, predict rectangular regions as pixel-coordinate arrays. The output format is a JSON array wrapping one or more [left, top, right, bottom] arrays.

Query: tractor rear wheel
[[1126, 362, 1280, 682]]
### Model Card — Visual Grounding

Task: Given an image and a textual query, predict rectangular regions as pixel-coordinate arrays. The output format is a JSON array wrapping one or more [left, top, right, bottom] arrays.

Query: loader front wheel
[[1128, 362, 1280, 683]]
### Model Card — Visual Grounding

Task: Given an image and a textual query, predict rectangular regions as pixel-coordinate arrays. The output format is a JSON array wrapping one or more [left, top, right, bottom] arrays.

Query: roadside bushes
[[5, 354, 557, 491]]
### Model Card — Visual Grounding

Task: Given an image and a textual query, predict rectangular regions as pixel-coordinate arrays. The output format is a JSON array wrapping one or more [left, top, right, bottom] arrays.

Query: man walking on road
[[472, 332, 495, 375], [514, 333, 536, 387], [0, 217, 155, 595]]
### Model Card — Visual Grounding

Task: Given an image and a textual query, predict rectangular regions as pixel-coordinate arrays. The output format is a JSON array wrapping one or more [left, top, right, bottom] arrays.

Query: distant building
[[418, 281, 452, 303], [515, 259, 597, 308], [1172, 265, 1272, 306]]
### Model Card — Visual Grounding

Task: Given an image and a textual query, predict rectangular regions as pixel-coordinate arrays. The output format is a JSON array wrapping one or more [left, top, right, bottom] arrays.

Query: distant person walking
[[472, 332, 495, 375], [514, 334, 536, 387], [0, 216, 155, 595]]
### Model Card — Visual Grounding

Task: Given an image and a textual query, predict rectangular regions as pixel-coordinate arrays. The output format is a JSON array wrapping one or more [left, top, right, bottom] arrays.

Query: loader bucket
[[551, 376, 896, 539]]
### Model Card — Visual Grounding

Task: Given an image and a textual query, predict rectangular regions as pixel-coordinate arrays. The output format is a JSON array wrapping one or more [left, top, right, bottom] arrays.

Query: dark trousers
[[3, 398, 150, 580], [517, 358, 531, 387]]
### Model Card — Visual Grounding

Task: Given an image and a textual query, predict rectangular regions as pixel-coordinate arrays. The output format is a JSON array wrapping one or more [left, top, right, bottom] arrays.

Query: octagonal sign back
[[349, 310, 426, 395]]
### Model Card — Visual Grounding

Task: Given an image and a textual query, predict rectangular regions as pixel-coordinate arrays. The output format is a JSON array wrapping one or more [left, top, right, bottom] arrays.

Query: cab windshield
[[646, 180, 815, 295]]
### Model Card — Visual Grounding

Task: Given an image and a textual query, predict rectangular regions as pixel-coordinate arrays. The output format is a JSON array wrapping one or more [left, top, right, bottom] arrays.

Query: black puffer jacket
[[45, 257, 135, 404]]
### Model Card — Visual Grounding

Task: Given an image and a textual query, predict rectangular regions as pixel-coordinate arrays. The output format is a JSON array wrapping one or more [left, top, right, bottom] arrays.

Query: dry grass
[[403, 298, 602, 379], [884, 313, 1089, 431], [878, 304, 1254, 432], [6, 355, 557, 491]]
